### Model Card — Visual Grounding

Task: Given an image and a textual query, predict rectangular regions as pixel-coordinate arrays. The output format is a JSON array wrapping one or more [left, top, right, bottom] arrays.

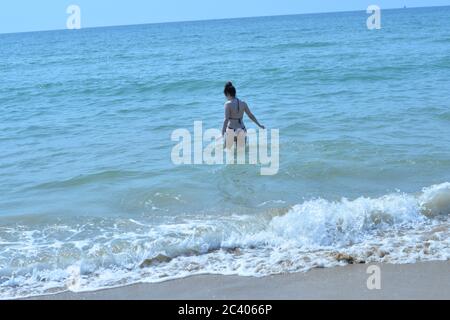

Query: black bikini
[[228, 99, 247, 132]]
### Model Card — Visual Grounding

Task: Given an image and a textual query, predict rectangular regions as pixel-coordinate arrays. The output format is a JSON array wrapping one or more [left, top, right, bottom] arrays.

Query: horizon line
[[1, 4, 448, 36]]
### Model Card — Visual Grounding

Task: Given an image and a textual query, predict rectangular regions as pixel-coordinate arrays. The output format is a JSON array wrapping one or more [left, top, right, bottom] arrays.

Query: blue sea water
[[1, 7, 450, 298]]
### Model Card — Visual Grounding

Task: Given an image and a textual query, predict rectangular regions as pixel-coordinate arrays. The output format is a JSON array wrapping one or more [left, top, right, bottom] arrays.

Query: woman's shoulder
[[224, 101, 233, 109], [238, 99, 249, 108], [224, 98, 247, 108]]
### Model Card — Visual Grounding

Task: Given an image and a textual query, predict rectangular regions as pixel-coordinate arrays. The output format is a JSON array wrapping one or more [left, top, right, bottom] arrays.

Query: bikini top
[[228, 99, 245, 129]]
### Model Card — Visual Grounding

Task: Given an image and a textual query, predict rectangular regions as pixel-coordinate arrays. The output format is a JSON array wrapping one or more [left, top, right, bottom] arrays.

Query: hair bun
[[224, 81, 237, 97]]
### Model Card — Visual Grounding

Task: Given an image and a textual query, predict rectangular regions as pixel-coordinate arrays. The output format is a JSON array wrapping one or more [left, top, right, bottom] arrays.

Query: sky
[[1, 0, 450, 34]]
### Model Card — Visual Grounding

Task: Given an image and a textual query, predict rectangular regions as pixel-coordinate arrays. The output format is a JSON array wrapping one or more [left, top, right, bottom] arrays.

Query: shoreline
[[24, 260, 450, 300]]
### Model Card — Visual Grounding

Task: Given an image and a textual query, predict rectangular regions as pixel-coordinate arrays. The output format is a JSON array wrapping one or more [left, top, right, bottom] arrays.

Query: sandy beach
[[25, 261, 449, 300]]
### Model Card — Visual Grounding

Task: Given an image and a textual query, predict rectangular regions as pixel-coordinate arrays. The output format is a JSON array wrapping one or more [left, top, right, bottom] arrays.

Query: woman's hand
[[260, 125, 266, 130]]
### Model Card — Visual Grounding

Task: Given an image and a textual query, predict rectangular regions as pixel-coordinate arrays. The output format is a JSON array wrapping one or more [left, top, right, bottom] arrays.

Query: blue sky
[[1, 0, 450, 34]]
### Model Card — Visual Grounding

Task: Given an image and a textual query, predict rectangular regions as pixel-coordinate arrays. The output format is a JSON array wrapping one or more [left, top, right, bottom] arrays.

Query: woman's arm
[[245, 104, 265, 129], [222, 104, 231, 136]]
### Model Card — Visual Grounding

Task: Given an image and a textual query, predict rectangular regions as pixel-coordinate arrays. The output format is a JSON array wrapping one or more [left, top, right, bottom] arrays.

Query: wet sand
[[25, 261, 449, 300]]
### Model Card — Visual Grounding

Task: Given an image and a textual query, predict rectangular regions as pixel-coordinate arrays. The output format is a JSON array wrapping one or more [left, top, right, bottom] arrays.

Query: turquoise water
[[1, 7, 450, 298]]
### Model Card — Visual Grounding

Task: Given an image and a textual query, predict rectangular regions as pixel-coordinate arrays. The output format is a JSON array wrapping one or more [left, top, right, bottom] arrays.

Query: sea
[[1, 6, 450, 299]]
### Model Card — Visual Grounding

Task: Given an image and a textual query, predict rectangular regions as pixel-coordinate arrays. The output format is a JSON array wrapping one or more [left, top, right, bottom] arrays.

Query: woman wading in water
[[222, 82, 265, 149]]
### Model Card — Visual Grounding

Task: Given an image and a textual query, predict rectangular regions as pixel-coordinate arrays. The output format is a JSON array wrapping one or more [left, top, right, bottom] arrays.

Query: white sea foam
[[0, 183, 449, 299]]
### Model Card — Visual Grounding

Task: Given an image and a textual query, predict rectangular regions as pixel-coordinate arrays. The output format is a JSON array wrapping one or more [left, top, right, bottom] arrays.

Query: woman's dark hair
[[224, 81, 236, 97]]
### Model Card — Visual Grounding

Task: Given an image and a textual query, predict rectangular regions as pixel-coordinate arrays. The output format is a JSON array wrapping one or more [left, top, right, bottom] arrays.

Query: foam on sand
[[1, 183, 449, 299]]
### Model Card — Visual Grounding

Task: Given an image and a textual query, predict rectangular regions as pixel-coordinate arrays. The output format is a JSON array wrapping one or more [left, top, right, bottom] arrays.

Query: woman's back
[[225, 98, 247, 130], [222, 81, 264, 137]]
